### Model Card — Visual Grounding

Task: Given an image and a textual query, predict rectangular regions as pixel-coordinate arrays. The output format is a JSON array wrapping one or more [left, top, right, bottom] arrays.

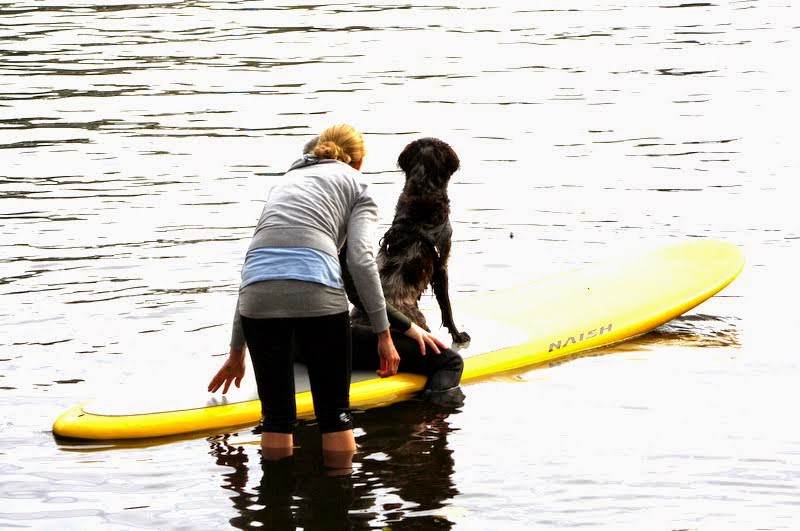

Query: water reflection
[[648, 313, 741, 348], [209, 400, 460, 530]]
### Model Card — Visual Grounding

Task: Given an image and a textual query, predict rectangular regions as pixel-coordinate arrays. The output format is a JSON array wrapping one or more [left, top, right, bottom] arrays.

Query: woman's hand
[[376, 329, 401, 378], [404, 322, 446, 356], [208, 348, 247, 394]]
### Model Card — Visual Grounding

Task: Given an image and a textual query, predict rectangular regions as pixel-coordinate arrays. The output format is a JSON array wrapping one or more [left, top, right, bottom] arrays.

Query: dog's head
[[397, 137, 460, 188]]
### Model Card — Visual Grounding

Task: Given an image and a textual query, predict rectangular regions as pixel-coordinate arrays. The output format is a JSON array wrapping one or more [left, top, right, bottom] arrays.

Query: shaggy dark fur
[[373, 137, 470, 344]]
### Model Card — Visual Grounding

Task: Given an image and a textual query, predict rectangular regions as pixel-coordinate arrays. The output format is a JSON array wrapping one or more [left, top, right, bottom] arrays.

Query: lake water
[[2, 0, 799, 529]]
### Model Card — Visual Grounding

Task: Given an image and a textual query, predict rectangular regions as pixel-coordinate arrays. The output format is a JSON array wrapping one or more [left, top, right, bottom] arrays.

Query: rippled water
[[2, 1, 799, 529]]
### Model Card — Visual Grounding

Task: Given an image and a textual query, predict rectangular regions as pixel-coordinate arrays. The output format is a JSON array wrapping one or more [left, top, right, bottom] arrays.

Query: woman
[[209, 124, 400, 459]]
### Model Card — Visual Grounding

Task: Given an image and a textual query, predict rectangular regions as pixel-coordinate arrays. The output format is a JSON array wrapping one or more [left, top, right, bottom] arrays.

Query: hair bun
[[314, 141, 352, 164]]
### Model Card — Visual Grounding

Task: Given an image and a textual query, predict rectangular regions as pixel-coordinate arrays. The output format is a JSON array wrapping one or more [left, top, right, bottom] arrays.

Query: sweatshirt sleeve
[[230, 296, 247, 351], [345, 189, 390, 333]]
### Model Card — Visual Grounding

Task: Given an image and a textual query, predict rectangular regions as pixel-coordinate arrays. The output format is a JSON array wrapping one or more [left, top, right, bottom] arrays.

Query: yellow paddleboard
[[53, 238, 744, 441]]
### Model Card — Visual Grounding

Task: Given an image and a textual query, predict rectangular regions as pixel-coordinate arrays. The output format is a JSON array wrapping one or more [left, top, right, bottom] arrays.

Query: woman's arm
[[209, 299, 248, 394]]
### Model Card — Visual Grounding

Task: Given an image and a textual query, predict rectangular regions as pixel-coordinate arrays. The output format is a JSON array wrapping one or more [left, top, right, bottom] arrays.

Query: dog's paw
[[452, 331, 471, 345]]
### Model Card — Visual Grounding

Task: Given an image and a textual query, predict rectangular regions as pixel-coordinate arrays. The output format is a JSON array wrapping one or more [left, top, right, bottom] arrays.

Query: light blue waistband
[[241, 247, 343, 290]]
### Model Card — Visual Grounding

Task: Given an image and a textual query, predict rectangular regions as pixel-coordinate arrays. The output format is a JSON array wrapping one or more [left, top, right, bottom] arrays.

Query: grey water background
[[1, 0, 799, 529]]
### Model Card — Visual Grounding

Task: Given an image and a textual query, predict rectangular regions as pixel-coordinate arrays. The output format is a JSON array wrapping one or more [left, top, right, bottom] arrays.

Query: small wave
[[648, 314, 741, 348]]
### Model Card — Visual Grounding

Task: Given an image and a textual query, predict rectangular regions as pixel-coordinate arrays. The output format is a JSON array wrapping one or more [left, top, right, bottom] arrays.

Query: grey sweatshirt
[[230, 156, 390, 350]]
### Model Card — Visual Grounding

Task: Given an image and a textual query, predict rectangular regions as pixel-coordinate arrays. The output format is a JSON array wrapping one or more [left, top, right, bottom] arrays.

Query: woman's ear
[[351, 159, 363, 171]]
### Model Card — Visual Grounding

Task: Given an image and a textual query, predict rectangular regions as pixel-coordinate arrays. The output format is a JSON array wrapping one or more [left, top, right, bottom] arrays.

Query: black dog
[[372, 137, 470, 345]]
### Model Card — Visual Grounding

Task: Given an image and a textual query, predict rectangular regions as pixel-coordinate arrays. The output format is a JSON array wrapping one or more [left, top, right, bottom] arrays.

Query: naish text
[[549, 324, 613, 352]]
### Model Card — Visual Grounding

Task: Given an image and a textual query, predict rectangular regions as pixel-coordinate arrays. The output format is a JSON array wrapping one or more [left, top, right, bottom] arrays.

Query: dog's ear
[[397, 140, 420, 178], [428, 139, 460, 179]]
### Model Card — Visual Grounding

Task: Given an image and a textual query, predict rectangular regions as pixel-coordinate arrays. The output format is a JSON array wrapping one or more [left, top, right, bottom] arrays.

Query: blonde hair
[[312, 124, 365, 166]]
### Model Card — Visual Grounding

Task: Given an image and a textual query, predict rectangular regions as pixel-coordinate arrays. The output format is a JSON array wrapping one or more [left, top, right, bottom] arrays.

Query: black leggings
[[241, 313, 353, 435], [349, 324, 464, 392]]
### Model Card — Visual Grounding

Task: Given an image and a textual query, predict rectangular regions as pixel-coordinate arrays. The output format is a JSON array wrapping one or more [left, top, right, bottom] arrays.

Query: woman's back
[[249, 157, 369, 257]]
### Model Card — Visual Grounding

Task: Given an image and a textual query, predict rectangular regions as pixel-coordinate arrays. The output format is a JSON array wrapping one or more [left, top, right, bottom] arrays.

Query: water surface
[[1, 1, 798, 529]]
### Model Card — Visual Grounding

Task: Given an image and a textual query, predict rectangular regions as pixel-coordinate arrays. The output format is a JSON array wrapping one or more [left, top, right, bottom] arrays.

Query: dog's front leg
[[432, 265, 470, 344]]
